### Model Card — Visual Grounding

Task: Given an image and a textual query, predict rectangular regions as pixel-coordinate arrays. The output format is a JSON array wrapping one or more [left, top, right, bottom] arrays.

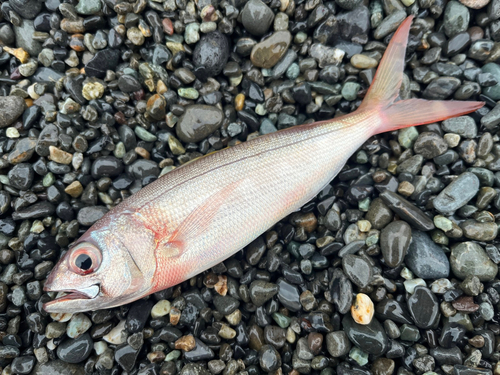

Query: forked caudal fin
[[359, 15, 484, 134]]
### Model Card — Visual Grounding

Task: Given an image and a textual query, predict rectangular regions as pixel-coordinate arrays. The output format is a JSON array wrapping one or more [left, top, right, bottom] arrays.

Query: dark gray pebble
[[56, 333, 93, 364], [405, 230, 450, 279]]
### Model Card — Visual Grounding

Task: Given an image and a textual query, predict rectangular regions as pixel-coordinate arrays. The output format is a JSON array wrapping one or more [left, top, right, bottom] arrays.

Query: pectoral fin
[[158, 179, 245, 258]]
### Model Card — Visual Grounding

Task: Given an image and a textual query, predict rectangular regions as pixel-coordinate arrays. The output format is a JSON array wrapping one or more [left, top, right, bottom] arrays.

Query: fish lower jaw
[[43, 285, 100, 313]]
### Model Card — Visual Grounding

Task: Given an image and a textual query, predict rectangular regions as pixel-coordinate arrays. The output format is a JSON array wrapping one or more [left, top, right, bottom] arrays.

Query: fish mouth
[[44, 284, 100, 304]]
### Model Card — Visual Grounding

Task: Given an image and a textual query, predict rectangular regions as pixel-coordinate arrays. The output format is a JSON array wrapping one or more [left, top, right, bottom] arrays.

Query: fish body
[[44, 17, 484, 313]]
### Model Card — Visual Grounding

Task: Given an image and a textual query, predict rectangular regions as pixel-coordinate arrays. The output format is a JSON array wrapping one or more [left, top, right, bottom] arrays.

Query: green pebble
[[165, 350, 181, 361], [398, 127, 419, 148], [0, 175, 9, 185], [135, 126, 157, 142], [433, 215, 453, 232], [255, 104, 267, 116], [178, 88, 199, 100], [355, 150, 368, 164], [30, 220, 44, 234], [294, 32, 307, 44], [341, 82, 360, 101], [185, 23, 200, 44], [262, 68, 273, 77], [272, 312, 291, 328], [286, 63, 300, 80], [482, 63, 500, 100], [168, 136, 186, 155], [113, 142, 126, 158], [349, 347, 368, 366], [358, 197, 370, 212], [431, 229, 449, 245], [75, 0, 102, 14], [365, 233, 379, 247]]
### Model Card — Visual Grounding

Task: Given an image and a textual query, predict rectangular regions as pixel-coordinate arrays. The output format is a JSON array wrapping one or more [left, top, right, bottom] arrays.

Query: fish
[[43, 16, 484, 313]]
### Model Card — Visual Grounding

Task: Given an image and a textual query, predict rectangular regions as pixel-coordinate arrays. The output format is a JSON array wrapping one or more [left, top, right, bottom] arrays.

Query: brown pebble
[[135, 147, 150, 159], [170, 307, 181, 325], [147, 351, 166, 363], [65, 181, 83, 198], [235, 93, 245, 111], [162, 18, 174, 35], [114, 112, 127, 125], [372, 170, 387, 183], [60, 18, 85, 33], [459, 0, 489, 9], [371, 358, 395, 375], [351, 293, 374, 325], [203, 272, 219, 288], [69, 34, 85, 52], [289, 212, 317, 233], [307, 332, 323, 355], [3, 47, 29, 63], [451, 296, 480, 313], [468, 335, 485, 348], [175, 334, 196, 351], [215, 275, 228, 296], [468, 26, 485, 42], [49, 146, 73, 165]]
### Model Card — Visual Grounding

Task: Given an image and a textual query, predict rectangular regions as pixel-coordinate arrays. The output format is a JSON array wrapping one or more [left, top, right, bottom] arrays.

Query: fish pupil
[[75, 254, 92, 271]]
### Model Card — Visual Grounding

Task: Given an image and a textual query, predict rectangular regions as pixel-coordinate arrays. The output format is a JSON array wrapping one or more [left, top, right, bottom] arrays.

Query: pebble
[[0, 96, 26, 128], [241, 0, 274, 36], [193, 31, 229, 77], [177, 105, 223, 143], [405, 230, 450, 279], [380, 221, 411, 268], [379, 190, 435, 231], [342, 315, 388, 356], [442, 116, 477, 138], [351, 293, 374, 325], [443, 1, 470, 37], [407, 286, 440, 329], [450, 242, 498, 281], [433, 172, 480, 213], [251, 31, 292, 69], [56, 333, 93, 363], [326, 331, 351, 357], [342, 254, 372, 288]]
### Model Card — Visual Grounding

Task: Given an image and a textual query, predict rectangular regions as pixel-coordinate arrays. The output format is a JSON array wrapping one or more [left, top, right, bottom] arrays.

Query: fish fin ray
[[360, 15, 414, 109], [357, 15, 484, 134], [378, 99, 484, 132], [158, 179, 245, 258]]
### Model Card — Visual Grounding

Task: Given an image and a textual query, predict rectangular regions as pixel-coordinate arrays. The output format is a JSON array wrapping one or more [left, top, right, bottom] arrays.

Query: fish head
[[43, 223, 153, 313]]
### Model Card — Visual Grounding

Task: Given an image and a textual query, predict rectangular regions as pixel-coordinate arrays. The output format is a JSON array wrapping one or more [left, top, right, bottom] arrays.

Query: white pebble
[[6, 128, 19, 139], [94, 341, 108, 355], [404, 278, 426, 294], [151, 300, 171, 318], [430, 278, 453, 294], [103, 320, 127, 345]]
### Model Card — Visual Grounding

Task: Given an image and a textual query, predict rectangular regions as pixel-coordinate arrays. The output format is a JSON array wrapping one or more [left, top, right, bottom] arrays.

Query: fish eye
[[68, 242, 102, 275], [75, 254, 92, 271]]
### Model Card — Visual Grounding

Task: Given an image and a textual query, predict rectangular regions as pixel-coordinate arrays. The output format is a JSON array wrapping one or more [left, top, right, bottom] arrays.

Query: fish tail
[[359, 15, 484, 134]]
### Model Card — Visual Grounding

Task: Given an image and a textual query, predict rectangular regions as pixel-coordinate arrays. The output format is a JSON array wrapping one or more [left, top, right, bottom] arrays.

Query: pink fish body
[[44, 17, 484, 313]]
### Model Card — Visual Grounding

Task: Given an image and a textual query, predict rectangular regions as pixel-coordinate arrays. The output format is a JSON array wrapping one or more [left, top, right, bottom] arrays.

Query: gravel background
[[1, 0, 500, 374]]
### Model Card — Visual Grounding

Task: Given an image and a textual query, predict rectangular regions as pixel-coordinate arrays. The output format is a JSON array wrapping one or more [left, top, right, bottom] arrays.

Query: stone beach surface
[[1, 0, 500, 374]]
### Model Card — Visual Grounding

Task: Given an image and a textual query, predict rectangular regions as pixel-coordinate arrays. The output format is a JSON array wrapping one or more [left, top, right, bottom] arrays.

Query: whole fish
[[44, 16, 483, 313]]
